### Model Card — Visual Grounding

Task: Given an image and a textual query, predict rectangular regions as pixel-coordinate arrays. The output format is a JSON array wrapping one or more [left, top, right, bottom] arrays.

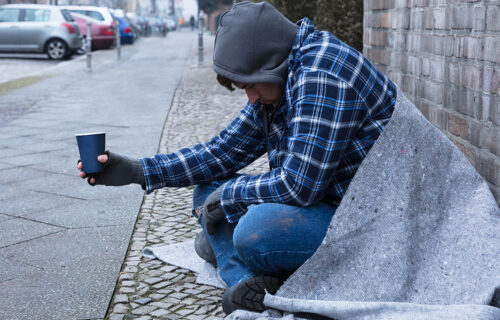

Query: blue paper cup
[[76, 132, 106, 174]]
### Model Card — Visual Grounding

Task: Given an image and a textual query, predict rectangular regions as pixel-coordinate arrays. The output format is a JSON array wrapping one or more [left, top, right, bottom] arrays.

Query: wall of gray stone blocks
[[363, 0, 500, 204]]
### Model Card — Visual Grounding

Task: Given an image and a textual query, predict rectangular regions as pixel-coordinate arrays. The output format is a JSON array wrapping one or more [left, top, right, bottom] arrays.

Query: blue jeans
[[192, 178, 336, 288]]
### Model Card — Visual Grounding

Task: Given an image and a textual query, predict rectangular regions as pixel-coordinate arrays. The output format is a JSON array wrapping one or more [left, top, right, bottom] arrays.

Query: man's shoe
[[194, 231, 216, 264], [222, 275, 284, 314]]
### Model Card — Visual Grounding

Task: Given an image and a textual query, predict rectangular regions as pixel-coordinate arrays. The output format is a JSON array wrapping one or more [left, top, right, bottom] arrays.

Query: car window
[[60, 9, 74, 22], [23, 9, 50, 22], [0, 8, 20, 22], [87, 11, 104, 21], [70, 10, 86, 15]]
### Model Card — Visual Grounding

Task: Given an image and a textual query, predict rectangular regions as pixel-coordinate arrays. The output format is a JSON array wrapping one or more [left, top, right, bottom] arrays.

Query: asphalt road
[[0, 32, 194, 319]]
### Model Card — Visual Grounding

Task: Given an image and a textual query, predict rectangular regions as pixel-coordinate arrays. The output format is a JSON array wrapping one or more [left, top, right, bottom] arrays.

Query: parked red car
[[71, 12, 114, 51]]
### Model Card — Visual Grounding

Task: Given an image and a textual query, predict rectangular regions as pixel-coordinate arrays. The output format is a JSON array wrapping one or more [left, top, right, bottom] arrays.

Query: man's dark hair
[[216, 74, 235, 91]]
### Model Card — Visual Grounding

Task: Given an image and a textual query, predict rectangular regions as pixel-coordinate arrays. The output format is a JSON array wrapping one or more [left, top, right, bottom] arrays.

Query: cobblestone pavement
[[106, 37, 268, 320]]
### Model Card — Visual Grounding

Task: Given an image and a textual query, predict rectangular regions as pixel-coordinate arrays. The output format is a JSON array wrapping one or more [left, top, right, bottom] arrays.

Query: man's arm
[[140, 103, 267, 193], [219, 70, 368, 223]]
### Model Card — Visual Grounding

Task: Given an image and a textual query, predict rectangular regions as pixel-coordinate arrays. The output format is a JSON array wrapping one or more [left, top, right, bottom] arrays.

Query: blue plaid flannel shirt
[[141, 18, 397, 223]]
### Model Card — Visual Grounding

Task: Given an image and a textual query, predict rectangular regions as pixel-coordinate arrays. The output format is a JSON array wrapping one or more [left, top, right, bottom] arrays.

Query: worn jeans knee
[[233, 202, 335, 276], [191, 180, 256, 287]]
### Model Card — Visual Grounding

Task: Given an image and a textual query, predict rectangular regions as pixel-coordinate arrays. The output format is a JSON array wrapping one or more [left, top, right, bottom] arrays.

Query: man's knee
[[233, 204, 274, 261], [232, 202, 334, 275], [232, 204, 298, 273]]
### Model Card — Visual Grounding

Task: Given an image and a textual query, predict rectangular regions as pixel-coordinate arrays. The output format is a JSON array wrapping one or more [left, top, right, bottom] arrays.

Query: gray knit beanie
[[212, 1, 298, 86]]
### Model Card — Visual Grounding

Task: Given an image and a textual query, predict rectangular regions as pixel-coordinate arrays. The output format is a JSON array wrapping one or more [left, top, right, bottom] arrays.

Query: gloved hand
[[78, 151, 145, 187], [202, 185, 226, 235]]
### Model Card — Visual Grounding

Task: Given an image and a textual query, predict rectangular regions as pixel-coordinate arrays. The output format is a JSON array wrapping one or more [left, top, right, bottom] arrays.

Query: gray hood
[[212, 1, 298, 86]]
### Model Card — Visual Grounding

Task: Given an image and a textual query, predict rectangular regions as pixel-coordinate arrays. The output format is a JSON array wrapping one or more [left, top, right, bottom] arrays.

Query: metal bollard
[[115, 19, 121, 60], [86, 20, 92, 71], [197, 9, 203, 65]]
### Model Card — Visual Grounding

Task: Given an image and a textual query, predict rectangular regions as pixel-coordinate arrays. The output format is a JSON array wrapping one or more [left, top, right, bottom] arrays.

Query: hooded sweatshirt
[[212, 1, 299, 86]]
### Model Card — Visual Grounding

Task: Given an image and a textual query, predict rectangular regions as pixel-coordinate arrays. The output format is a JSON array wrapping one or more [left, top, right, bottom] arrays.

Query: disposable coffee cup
[[76, 132, 105, 174]]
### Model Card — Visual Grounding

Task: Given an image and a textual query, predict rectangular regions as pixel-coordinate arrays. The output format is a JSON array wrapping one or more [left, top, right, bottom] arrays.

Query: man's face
[[235, 83, 283, 107]]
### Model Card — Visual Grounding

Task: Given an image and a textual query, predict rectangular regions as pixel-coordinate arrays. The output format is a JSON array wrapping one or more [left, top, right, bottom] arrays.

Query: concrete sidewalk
[[106, 35, 269, 319]]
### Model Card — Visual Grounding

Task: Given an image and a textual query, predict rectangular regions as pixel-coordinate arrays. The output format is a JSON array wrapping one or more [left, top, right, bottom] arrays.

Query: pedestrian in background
[[77, 1, 396, 315], [190, 15, 195, 31]]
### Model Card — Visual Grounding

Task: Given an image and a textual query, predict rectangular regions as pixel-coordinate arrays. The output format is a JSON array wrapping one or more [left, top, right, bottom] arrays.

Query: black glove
[[202, 185, 225, 235], [81, 151, 145, 187]]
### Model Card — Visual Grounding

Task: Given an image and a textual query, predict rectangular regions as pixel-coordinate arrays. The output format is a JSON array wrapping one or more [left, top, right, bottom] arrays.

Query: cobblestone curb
[[106, 36, 267, 320]]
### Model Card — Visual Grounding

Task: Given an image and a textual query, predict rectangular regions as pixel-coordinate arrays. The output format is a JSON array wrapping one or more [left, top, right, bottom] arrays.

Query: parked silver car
[[0, 4, 82, 60]]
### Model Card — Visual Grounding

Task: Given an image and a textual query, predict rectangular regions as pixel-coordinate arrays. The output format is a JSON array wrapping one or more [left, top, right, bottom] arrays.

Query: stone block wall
[[364, 0, 500, 204]]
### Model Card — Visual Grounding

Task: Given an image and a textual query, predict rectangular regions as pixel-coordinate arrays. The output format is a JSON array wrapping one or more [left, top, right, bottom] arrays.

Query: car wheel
[[46, 39, 68, 60]]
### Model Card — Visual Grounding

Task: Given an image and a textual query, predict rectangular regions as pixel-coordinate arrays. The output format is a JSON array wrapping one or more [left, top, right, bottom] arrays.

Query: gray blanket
[[226, 90, 500, 319]]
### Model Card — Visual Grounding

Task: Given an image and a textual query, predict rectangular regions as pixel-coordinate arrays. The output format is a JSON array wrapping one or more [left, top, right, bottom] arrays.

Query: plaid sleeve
[[140, 103, 266, 193], [220, 70, 368, 223]]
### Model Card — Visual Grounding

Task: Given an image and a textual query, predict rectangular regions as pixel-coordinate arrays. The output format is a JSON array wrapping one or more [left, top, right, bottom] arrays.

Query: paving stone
[[119, 287, 136, 294], [127, 260, 141, 266], [113, 303, 130, 314], [177, 308, 195, 316], [147, 269, 165, 277], [162, 272, 179, 280], [164, 297, 182, 305], [124, 266, 138, 273], [197, 285, 215, 291], [157, 288, 174, 294], [152, 280, 171, 289], [151, 301, 173, 309], [148, 293, 166, 300], [171, 275, 186, 282], [186, 315, 206, 320], [119, 273, 135, 281], [122, 280, 136, 287], [194, 308, 207, 315], [201, 304, 218, 312], [114, 294, 130, 304], [180, 298, 197, 305], [184, 289, 201, 295], [144, 277, 164, 285], [134, 297, 152, 305], [131, 305, 158, 315], [109, 314, 125, 320], [136, 283, 150, 296], [169, 292, 189, 299], [150, 308, 169, 317], [163, 314, 181, 320]]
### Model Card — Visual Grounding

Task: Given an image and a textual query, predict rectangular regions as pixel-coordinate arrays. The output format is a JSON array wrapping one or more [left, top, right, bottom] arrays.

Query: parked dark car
[[71, 12, 114, 51], [114, 15, 135, 44], [150, 17, 167, 37], [125, 14, 143, 37], [165, 17, 176, 31], [0, 4, 82, 60], [136, 16, 151, 36]]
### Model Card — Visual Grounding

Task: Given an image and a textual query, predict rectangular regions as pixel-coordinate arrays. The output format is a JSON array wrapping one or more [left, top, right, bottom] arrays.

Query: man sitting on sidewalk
[[77, 1, 397, 314]]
